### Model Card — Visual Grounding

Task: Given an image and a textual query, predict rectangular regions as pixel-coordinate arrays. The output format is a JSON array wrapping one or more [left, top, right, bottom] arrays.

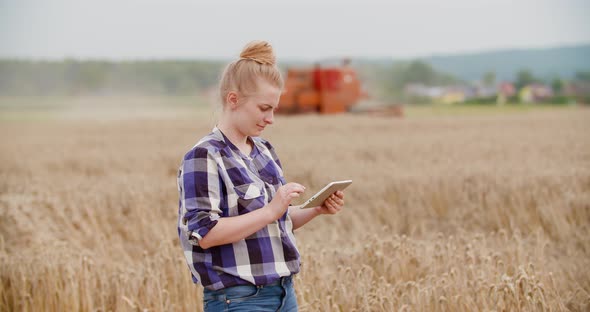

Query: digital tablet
[[294, 180, 352, 209]]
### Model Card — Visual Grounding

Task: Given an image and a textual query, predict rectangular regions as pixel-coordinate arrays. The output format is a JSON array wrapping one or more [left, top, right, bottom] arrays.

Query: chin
[[254, 126, 265, 135]]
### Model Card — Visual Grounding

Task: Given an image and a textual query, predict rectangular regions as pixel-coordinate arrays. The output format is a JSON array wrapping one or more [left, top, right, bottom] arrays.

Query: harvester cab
[[277, 59, 367, 114]]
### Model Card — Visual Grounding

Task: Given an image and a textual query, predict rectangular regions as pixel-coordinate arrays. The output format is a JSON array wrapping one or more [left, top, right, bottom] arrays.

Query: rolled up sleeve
[[178, 147, 223, 246]]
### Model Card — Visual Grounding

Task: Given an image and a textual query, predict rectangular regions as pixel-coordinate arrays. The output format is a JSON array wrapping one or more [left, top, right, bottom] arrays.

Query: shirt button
[[226, 299, 231, 304]]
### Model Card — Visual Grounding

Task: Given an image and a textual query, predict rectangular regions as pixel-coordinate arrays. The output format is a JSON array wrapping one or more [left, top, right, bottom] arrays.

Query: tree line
[[1, 59, 589, 100], [0, 59, 224, 95]]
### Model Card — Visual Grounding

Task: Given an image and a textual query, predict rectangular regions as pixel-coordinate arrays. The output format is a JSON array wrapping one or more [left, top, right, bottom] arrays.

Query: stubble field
[[1, 97, 589, 311]]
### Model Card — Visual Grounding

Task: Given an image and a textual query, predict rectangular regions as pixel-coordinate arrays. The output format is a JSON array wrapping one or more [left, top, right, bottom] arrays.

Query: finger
[[328, 193, 342, 203], [327, 198, 336, 206], [283, 184, 305, 196], [295, 186, 306, 194], [330, 194, 343, 202], [331, 200, 341, 211], [330, 199, 340, 207], [290, 184, 306, 194], [325, 202, 335, 212], [288, 183, 306, 191], [335, 191, 344, 198], [330, 197, 342, 206]]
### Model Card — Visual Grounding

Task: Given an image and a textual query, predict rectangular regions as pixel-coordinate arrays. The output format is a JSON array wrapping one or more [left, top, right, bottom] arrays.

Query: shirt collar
[[212, 126, 261, 159]]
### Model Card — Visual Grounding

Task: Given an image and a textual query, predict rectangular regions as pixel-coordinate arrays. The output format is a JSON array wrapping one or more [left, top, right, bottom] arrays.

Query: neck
[[217, 116, 249, 148]]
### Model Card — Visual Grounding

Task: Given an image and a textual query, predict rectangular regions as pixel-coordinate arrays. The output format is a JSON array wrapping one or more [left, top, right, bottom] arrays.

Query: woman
[[177, 40, 345, 311]]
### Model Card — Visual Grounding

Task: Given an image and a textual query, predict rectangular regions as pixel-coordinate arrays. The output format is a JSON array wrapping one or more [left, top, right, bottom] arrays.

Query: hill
[[422, 44, 590, 82]]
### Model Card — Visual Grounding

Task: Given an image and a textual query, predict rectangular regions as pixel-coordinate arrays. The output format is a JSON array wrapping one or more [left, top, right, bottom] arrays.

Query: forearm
[[199, 207, 275, 249], [289, 206, 321, 231]]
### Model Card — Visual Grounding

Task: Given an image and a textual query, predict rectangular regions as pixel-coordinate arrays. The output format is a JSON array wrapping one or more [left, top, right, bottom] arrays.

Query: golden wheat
[[1, 97, 589, 311]]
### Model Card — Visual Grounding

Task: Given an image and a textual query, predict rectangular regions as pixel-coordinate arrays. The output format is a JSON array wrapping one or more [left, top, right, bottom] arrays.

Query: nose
[[264, 111, 274, 125]]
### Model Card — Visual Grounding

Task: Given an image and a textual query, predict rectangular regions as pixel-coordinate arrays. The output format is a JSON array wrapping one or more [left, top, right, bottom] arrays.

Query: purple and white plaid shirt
[[177, 127, 300, 290]]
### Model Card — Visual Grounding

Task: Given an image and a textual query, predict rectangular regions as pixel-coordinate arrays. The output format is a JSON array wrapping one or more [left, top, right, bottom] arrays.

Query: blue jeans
[[203, 276, 298, 312]]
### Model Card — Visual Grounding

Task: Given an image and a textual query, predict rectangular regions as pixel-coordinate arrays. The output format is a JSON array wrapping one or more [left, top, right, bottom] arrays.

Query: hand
[[266, 182, 305, 220], [314, 190, 345, 215]]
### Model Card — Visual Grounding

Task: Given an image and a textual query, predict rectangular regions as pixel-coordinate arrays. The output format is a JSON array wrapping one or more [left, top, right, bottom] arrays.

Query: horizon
[[1, 42, 588, 63]]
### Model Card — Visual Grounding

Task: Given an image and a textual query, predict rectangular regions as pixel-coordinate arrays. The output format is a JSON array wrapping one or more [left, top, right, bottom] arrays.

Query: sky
[[1, 0, 589, 61]]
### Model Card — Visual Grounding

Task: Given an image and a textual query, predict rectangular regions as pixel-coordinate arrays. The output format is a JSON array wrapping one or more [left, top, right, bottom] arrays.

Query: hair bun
[[239, 41, 276, 66]]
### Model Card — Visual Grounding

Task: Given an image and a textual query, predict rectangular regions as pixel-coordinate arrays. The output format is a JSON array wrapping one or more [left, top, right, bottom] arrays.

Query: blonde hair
[[218, 41, 284, 106]]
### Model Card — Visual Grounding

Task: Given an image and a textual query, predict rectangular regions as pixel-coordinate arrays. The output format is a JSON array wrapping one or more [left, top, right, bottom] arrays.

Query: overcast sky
[[1, 0, 589, 61]]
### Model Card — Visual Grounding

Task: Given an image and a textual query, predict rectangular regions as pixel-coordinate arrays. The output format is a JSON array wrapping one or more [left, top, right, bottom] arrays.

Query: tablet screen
[[299, 180, 352, 209]]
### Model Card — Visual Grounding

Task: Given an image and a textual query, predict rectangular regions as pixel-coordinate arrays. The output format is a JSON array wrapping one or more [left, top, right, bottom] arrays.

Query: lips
[[257, 125, 265, 130]]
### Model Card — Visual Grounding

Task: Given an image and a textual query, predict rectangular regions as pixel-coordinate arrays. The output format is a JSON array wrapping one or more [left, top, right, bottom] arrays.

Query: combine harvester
[[278, 59, 403, 117]]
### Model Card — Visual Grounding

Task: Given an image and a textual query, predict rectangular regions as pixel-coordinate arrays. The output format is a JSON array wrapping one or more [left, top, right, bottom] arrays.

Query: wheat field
[[1, 97, 589, 311]]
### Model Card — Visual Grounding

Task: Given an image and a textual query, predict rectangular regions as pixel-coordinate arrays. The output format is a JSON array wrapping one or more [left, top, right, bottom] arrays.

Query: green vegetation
[[514, 69, 539, 90], [370, 60, 460, 101], [1, 51, 589, 106], [0, 59, 224, 95]]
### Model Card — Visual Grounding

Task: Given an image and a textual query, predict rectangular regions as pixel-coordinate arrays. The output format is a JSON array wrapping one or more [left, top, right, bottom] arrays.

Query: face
[[228, 79, 281, 137]]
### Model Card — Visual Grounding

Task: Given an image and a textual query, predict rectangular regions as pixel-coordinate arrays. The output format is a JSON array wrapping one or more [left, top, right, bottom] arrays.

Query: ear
[[226, 91, 239, 110]]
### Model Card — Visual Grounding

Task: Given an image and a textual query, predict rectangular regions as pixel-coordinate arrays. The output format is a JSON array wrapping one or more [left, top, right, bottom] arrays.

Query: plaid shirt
[[177, 127, 300, 290]]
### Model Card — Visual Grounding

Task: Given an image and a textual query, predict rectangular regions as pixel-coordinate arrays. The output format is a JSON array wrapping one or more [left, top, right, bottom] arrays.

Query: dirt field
[[1, 97, 589, 311]]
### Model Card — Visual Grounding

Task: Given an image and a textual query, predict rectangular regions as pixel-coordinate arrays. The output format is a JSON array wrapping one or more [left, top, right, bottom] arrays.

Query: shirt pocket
[[233, 182, 266, 213], [258, 162, 283, 186]]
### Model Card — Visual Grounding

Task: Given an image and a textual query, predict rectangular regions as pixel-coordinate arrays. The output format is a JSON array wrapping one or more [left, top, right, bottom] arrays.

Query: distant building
[[519, 84, 554, 103], [404, 83, 444, 98], [563, 81, 590, 100], [440, 90, 465, 104], [473, 81, 496, 98], [496, 82, 516, 105], [404, 83, 475, 104], [498, 82, 516, 97], [440, 85, 476, 104]]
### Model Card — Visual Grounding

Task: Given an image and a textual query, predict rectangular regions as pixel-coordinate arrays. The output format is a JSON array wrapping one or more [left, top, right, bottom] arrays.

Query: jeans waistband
[[203, 275, 294, 304], [204, 275, 293, 295], [263, 275, 292, 287]]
